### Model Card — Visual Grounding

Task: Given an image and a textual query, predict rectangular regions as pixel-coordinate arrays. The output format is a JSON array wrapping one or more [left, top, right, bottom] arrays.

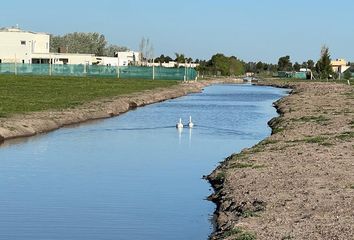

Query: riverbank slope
[[208, 81, 354, 239], [0, 78, 241, 143]]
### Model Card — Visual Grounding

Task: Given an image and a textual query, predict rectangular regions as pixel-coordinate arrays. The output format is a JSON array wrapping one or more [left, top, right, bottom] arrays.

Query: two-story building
[[0, 27, 140, 66], [331, 58, 350, 74], [0, 27, 50, 64]]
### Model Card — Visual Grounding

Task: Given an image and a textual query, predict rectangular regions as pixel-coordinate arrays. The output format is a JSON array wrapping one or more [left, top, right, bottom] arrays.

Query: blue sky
[[1, 0, 353, 63]]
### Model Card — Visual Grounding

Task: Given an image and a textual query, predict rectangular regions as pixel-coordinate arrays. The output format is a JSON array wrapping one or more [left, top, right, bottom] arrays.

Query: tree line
[[49, 33, 351, 79], [258, 46, 352, 80], [50, 32, 129, 57]]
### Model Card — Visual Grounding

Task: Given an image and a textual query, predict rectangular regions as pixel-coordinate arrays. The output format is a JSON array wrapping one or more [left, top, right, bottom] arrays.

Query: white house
[[331, 58, 350, 74], [115, 51, 140, 66], [0, 27, 141, 66], [93, 51, 140, 66], [0, 27, 50, 63]]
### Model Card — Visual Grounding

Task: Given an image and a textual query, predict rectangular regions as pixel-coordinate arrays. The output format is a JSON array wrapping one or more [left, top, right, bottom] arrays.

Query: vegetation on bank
[[0, 75, 177, 117]]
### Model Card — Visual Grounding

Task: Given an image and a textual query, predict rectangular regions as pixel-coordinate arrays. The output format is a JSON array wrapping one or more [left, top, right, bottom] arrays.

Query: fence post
[[14, 55, 17, 75], [153, 64, 155, 80], [117, 65, 120, 79]]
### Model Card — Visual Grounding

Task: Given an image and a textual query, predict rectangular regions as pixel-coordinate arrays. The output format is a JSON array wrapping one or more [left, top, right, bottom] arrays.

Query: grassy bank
[[0, 75, 178, 117]]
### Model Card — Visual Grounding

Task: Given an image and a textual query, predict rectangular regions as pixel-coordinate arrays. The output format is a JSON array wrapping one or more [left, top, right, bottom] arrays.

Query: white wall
[[116, 51, 140, 66], [0, 28, 49, 63], [32, 53, 94, 65]]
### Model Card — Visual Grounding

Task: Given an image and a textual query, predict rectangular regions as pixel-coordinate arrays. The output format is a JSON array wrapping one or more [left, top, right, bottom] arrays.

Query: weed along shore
[[0, 76, 242, 143], [207, 80, 354, 239]]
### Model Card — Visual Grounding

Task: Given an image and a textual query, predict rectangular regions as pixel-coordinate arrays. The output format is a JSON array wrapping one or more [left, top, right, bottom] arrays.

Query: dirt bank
[[208, 81, 354, 239], [0, 78, 242, 144]]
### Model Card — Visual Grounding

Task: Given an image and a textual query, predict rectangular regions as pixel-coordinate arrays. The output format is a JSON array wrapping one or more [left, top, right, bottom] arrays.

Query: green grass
[[304, 136, 328, 144], [292, 115, 330, 124], [230, 162, 254, 169], [281, 235, 294, 240], [214, 171, 226, 182], [336, 132, 354, 141], [286, 135, 333, 146], [350, 120, 354, 128], [222, 227, 256, 240], [241, 210, 260, 218], [222, 227, 243, 238], [0, 75, 178, 117], [236, 232, 256, 240]]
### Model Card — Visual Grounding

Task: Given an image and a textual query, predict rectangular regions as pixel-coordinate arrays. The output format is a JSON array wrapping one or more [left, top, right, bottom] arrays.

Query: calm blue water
[[0, 84, 287, 240]]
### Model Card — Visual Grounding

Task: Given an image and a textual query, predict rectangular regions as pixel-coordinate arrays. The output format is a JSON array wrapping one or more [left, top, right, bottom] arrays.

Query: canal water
[[0, 84, 288, 240]]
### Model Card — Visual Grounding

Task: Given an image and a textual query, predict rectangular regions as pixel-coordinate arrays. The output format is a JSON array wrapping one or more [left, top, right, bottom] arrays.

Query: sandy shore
[[208, 80, 354, 239], [0, 78, 242, 144]]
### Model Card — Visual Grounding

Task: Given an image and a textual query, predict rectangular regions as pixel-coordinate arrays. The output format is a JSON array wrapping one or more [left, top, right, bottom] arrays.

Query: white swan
[[188, 116, 194, 128], [176, 118, 184, 129]]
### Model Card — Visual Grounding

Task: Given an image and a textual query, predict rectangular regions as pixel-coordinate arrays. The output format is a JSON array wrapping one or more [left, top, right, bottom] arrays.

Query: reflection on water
[[0, 84, 288, 240]]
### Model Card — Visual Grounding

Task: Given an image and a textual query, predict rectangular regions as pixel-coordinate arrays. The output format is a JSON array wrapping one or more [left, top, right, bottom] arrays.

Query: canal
[[0, 84, 288, 240]]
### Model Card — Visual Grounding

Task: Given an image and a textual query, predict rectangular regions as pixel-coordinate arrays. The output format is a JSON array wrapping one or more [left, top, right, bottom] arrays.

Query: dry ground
[[208, 81, 354, 240]]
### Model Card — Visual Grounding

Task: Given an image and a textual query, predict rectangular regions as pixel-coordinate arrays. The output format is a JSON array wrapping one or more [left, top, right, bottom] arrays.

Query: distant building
[[331, 58, 350, 74], [114, 51, 140, 66], [0, 27, 140, 66]]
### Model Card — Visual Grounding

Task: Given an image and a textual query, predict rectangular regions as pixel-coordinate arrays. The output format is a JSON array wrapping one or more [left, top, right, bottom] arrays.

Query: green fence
[[277, 71, 307, 79], [0, 63, 198, 80]]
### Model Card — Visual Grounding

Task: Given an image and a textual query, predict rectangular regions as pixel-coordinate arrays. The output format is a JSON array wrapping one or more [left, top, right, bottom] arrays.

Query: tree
[[244, 62, 256, 72], [165, 56, 173, 62], [209, 54, 244, 76], [307, 60, 315, 70], [256, 61, 264, 72], [50, 32, 128, 57], [50, 32, 107, 56], [293, 62, 301, 71], [139, 37, 154, 65], [278, 55, 292, 71], [229, 56, 245, 76], [104, 44, 129, 57], [210, 53, 229, 75], [315, 46, 333, 79], [155, 54, 165, 63], [175, 53, 186, 63], [344, 69, 352, 80]]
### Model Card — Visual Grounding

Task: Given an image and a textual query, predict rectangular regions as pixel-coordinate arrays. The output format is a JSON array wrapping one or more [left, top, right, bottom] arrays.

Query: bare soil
[[208, 81, 354, 240]]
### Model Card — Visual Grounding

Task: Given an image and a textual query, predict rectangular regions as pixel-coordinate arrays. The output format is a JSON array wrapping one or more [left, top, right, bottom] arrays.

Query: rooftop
[[0, 26, 48, 35]]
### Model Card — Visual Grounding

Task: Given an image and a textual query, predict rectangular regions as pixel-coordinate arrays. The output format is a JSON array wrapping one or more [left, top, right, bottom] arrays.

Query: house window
[[21, 41, 26, 45]]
